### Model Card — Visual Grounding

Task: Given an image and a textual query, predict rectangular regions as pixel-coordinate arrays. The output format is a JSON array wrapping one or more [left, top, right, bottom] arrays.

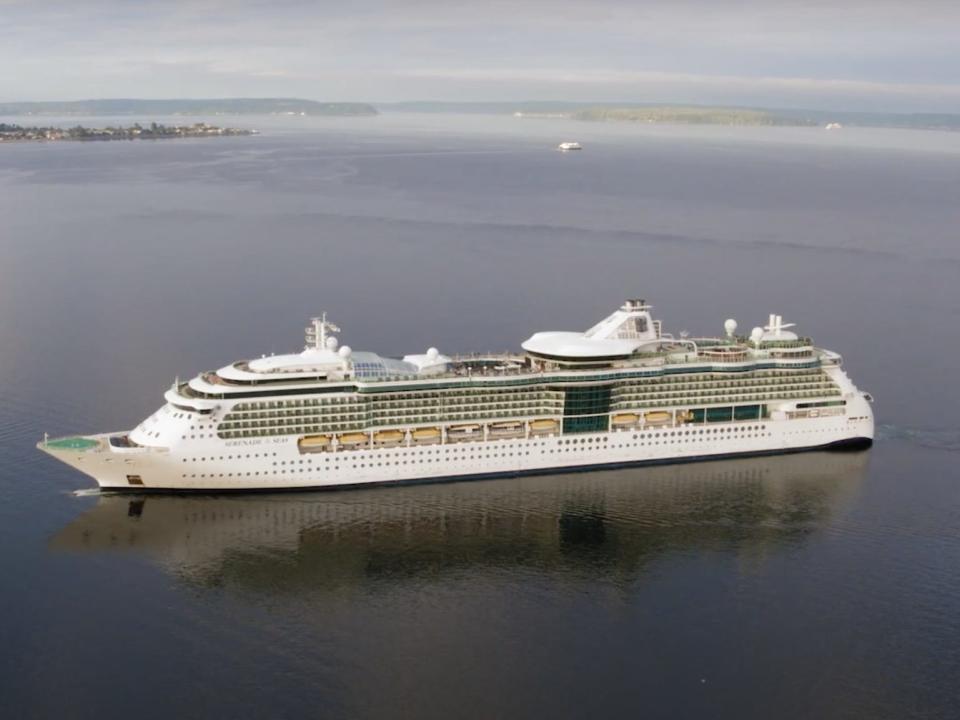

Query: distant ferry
[[39, 299, 874, 492], [557, 141, 582, 151]]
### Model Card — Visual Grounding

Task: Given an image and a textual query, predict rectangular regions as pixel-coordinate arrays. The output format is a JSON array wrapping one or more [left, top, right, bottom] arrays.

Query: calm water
[[1, 114, 959, 719]]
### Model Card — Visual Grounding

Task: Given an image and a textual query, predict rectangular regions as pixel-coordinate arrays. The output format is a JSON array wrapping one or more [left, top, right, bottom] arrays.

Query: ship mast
[[763, 314, 795, 338], [305, 313, 340, 351]]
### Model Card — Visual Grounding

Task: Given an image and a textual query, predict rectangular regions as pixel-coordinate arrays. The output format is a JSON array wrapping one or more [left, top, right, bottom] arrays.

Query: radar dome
[[426, 347, 439, 360], [338, 345, 352, 358], [325, 336, 339, 351], [750, 327, 764, 344], [724, 318, 738, 336]]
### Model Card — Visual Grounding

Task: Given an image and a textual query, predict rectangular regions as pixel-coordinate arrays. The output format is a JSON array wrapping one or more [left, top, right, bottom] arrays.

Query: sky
[[1, 0, 958, 112]]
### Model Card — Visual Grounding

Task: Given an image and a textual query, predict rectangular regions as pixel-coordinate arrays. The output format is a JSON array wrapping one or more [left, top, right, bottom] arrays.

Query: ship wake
[[876, 424, 960, 452]]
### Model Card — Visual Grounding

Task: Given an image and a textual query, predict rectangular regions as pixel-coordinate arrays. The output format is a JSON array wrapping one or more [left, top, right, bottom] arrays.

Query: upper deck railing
[[177, 348, 828, 402], [753, 337, 814, 349]]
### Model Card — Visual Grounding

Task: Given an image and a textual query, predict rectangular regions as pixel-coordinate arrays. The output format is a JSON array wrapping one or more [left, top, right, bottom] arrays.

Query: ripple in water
[[876, 424, 960, 452]]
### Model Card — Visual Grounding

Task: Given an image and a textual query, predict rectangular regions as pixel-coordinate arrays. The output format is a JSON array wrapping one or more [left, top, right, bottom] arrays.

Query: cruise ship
[[39, 300, 874, 492]]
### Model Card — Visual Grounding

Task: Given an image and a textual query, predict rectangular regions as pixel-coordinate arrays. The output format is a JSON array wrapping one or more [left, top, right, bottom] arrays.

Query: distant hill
[[379, 101, 588, 114], [381, 102, 813, 126], [0, 98, 378, 117], [379, 101, 960, 130], [772, 109, 960, 131], [572, 106, 815, 126]]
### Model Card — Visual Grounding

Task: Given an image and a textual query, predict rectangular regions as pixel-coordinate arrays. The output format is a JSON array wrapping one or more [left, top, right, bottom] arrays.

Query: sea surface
[[1, 113, 959, 719]]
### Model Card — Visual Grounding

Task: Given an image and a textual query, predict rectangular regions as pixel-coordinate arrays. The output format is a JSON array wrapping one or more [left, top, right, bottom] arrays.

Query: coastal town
[[0, 121, 257, 143]]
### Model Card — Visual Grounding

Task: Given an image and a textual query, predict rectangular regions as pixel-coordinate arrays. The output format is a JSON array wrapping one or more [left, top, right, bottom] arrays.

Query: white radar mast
[[305, 312, 341, 351], [764, 314, 795, 337]]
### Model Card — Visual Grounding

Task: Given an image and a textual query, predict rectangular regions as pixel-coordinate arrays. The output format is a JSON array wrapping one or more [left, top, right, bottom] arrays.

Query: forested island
[[0, 122, 257, 143], [571, 106, 816, 126], [382, 102, 960, 131], [0, 98, 378, 117]]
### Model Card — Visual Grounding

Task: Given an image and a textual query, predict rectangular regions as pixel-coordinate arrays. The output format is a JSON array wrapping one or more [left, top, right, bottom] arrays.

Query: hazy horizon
[[2, 0, 958, 113], [5, 97, 960, 118]]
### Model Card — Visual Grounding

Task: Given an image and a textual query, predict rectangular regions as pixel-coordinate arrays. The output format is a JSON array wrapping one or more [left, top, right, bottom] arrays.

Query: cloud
[[0, 0, 958, 110]]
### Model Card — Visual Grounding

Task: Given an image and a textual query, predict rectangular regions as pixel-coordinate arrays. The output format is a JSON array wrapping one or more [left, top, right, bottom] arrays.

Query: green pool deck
[[44, 436, 100, 451]]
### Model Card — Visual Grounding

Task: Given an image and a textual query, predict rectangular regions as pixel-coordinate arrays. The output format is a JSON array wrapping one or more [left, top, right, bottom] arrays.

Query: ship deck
[[44, 436, 100, 451]]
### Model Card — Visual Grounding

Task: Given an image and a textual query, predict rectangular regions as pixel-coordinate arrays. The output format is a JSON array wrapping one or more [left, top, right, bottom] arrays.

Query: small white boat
[[557, 141, 582, 151]]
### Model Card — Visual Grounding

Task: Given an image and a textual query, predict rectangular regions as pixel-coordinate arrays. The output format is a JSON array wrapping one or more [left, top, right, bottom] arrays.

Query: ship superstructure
[[39, 300, 874, 491]]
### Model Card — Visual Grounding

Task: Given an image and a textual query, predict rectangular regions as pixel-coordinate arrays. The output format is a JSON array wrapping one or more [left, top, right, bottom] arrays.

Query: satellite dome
[[426, 347, 439, 360], [750, 327, 764, 343], [724, 319, 738, 336], [338, 345, 352, 358], [325, 336, 339, 351]]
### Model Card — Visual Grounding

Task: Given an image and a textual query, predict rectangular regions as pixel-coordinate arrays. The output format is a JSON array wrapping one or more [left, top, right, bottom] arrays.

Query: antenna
[[305, 312, 341, 350], [763, 314, 795, 337]]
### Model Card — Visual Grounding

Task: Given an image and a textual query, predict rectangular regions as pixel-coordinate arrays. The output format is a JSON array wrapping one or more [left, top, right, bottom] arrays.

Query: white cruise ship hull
[[38, 301, 876, 492], [40, 395, 873, 492]]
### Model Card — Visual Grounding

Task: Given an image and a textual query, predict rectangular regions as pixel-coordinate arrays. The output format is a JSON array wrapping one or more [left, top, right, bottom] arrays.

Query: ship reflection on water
[[51, 451, 870, 591]]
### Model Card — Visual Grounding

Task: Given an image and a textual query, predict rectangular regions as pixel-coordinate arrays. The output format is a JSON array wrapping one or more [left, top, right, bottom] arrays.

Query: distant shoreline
[[569, 106, 816, 127], [380, 102, 960, 131], [0, 122, 257, 144], [3, 98, 959, 132], [0, 98, 378, 117]]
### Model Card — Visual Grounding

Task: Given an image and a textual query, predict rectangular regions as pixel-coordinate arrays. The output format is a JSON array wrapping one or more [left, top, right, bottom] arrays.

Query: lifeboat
[[412, 427, 441, 442], [447, 424, 482, 442], [338, 432, 369, 446], [611, 413, 639, 426], [489, 421, 524, 435], [298, 434, 330, 452], [644, 411, 671, 425], [676, 410, 694, 423], [374, 429, 405, 444], [530, 419, 559, 433], [448, 424, 481, 435]]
